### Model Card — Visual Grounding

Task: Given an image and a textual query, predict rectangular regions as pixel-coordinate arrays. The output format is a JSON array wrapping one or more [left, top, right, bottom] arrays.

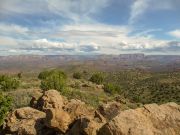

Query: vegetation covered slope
[[104, 71, 180, 104]]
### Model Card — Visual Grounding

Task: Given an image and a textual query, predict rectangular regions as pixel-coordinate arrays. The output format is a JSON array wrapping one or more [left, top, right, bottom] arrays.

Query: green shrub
[[0, 75, 20, 91], [104, 83, 121, 94], [38, 70, 51, 80], [0, 93, 12, 126], [89, 73, 104, 84], [39, 70, 67, 92], [73, 72, 82, 79]]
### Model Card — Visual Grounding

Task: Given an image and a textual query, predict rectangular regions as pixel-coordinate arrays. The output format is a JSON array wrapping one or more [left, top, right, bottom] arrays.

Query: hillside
[[0, 55, 180, 135]]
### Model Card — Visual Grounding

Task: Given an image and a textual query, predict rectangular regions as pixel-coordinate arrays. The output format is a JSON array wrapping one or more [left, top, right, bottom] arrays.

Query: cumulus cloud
[[0, 21, 179, 55], [168, 29, 180, 39], [19, 39, 74, 51], [1, 37, 180, 55]]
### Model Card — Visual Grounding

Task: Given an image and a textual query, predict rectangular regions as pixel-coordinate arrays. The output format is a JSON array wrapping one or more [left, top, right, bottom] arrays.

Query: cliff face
[[3, 90, 180, 135]]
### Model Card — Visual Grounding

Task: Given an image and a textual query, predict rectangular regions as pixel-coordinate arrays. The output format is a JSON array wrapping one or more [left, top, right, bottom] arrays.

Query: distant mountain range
[[0, 54, 180, 73]]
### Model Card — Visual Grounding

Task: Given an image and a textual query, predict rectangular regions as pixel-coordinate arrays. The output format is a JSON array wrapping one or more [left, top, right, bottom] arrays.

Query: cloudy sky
[[0, 0, 180, 55]]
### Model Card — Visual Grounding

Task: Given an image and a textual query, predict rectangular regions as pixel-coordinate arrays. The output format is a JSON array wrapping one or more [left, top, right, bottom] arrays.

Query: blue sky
[[0, 0, 180, 55]]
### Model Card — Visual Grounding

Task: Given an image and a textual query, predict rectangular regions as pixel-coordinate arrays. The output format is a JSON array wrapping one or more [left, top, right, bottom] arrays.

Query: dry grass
[[6, 89, 42, 109]]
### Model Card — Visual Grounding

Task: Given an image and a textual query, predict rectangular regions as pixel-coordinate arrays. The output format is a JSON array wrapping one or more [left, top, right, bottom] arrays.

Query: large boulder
[[36, 89, 64, 110], [35, 90, 71, 133], [4, 107, 47, 135], [45, 108, 71, 133], [98, 102, 180, 135]]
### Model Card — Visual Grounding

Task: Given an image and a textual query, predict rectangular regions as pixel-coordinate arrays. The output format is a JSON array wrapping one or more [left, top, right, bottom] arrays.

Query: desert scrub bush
[[0, 92, 12, 126], [89, 73, 104, 84], [39, 69, 67, 92], [0, 75, 20, 91], [38, 70, 53, 80], [73, 72, 82, 79], [104, 83, 122, 94], [17, 72, 22, 79]]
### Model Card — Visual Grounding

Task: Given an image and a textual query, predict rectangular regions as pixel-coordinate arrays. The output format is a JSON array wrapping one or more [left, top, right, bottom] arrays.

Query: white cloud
[[0, 0, 110, 23], [0, 23, 29, 38], [33, 39, 67, 49], [168, 29, 180, 39], [47, 0, 109, 22], [132, 29, 162, 38], [0, 35, 19, 47], [0, 33, 179, 55], [60, 24, 129, 32], [52, 24, 166, 51], [129, 0, 180, 24], [0, 21, 179, 55], [0, 0, 47, 15], [129, 0, 150, 24]]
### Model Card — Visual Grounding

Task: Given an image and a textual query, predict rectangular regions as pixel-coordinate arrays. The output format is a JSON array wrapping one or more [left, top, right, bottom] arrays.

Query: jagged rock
[[65, 100, 106, 135], [38, 91, 99, 134], [84, 111, 106, 135], [36, 90, 64, 110], [67, 117, 90, 135], [98, 101, 121, 120], [67, 111, 106, 135], [98, 102, 180, 135], [4, 107, 46, 135], [45, 108, 71, 133]]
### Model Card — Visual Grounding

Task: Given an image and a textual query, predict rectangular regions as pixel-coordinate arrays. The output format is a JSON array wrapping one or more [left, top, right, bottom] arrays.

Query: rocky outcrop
[[98, 102, 180, 135], [3, 90, 180, 135], [36, 90, 64, 111], [45, 108, 71, 133], [34, 90, 72, 133], [4, 107, 54, 135], [38, 90, 101, 134]]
